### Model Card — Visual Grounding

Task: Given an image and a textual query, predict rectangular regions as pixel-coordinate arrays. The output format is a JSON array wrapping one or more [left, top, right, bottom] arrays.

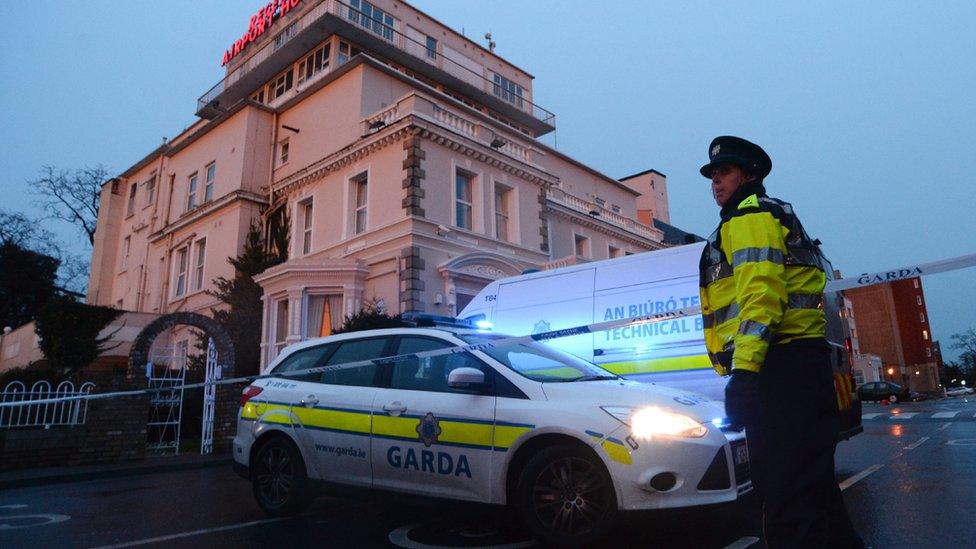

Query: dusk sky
[[1, 1, 974, 362]]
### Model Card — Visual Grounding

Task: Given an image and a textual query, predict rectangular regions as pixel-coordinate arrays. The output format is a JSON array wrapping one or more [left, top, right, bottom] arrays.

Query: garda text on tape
[[827, 253, 976, 292]]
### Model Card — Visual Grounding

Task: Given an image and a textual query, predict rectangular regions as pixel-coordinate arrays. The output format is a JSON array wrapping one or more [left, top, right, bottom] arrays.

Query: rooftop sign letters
[[221, 0, 303, 66]]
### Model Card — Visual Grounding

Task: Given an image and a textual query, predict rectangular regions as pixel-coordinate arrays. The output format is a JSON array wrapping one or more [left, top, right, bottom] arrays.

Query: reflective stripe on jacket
[[699, 191, 827, 375]]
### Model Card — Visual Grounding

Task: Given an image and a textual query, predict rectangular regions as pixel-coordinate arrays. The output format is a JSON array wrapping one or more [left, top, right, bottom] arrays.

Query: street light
[[887, 367, 895, 376]]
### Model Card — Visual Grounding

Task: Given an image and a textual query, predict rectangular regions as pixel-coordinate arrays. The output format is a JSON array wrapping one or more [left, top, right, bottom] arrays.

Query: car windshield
[[458, 334, 617, 382]]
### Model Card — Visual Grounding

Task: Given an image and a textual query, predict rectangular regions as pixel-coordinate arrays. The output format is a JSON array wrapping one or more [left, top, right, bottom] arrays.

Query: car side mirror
[[448, 367, 485, 389]]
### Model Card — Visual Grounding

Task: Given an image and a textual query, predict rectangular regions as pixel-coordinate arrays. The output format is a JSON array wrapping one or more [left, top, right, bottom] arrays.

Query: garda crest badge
[[532, 319, 551, 335], [416, 412, 442, 447], [711, 144, 721, 157]]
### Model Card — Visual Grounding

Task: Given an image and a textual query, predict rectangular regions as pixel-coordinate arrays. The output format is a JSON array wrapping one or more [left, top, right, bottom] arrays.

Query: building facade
[[87, 0, 670, 369], [844, 277, 940, 392]]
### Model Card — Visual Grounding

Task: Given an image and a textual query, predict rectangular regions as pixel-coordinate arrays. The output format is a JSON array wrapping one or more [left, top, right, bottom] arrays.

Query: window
[[319, 338, 388, 386], [273, 343, 336, 376], [174, 247, 188, 297], [251, 89, 266, 104], [920, 313, 925, 323], [300, 199, 313, 255], [348, 0, 395, 41], [121, 236, 131, 270], [916, 296, 922, 306], [186, 174, 198, 211], [609, 245, 623, 258], [594, 197, 606, 208], [492, 73, 524, 107], [611, 204, 621, 213], [575, 234, 590, 258], [455, 170, 473, 230], [204, 163, 215, 202], [494, 184, 511, 241], [337, 41, 361, 65], [913, 279, 919, 289], [145, 176, 156, 206], [304, 294, 343, 338], [353, 174, 368, 234], [298, 44, 330, 83], [126, 183, 137, 215], [391, 337, 489, 393], [269, 69, 294, 101], [425, 36, 437, 59], [192, 239, 206, 292], [273, 22, 298, 51], [278, 139, 290, 166], [922, 329, 929, 341], [273, 299, 290, 357], [926, 347, 932, 357]]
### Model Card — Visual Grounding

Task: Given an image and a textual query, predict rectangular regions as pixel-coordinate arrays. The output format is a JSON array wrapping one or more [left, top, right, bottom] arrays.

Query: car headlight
[[601, 406, 707, 439]]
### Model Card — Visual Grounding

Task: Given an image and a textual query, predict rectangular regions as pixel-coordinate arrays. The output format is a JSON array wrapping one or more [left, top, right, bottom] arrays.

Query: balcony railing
[[197, 0, 555, 130], [546, 187, 664, 242]]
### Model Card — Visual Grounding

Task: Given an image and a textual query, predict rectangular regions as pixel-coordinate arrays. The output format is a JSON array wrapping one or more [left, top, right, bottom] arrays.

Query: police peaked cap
[[699, 136, 772, 179]]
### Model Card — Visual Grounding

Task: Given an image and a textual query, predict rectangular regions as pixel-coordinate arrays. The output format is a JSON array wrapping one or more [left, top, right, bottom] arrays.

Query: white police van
[[234, 320, 750, 546], [458, 242, 862, 439]]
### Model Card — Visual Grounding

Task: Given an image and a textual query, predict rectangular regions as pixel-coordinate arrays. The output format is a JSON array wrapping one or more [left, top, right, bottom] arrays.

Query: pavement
[[0, 453, 231, 490]]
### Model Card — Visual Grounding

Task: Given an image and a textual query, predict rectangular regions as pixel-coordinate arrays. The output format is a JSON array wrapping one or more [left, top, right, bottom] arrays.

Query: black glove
[[725, 370, 762, 429]]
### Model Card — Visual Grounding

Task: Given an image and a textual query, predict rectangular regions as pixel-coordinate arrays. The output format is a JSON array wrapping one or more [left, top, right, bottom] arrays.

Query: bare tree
[[950, 328, 976, 372], [0, 210, 88, 295], [29, 165, 109, 246]]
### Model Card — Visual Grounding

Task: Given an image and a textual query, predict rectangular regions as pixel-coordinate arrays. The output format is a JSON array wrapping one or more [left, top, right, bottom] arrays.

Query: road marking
[[861, 413, 883, 419], [388, 522, 537, 549], [947, 439, 976, 446], [890, 413, 918, 420], [904, 436, 930, 450], [0, 513, 70, 530], [0, 505, 28, 510], [722, 536, 761, 549], [932, 412, 959, 419], [939, 423, 953, 431], [90, 517, 290, 548], [839, 464, 884, 491]]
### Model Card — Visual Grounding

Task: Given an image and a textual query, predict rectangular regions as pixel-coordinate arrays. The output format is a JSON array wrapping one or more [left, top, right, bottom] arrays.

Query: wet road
[[1, 396, 974, 548]]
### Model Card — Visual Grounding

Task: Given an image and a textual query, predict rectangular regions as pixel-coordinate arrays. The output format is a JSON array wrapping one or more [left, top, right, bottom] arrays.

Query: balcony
[[546, 187, 664, 243], [197, 0, 555, 135]]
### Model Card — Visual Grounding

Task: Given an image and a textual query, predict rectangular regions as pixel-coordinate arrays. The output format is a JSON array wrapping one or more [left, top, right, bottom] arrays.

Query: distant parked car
[[857, 382, 911, 403], [945, 386, 975, 397]]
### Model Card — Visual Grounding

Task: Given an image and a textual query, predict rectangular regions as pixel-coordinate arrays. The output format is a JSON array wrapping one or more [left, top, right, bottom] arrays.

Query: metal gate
[[145, 345, 187, 455], [200, 338, 221, 455]]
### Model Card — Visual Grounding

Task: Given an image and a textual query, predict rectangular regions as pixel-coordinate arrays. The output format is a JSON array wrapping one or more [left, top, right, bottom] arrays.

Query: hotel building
[[86, 0, 669, 369]]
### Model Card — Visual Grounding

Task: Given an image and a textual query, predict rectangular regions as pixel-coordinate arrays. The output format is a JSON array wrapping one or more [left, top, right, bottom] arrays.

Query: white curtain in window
[[306, 295, 326, 339], [327, 295, 343, 334]]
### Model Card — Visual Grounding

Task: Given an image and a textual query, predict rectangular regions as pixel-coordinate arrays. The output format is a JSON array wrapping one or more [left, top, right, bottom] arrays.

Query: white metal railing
[[0, 380, 95, 429], [546, 187, 663, 242]]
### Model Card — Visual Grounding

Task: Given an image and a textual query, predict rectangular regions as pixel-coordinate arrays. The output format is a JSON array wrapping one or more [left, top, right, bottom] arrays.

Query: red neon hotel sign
[[222, 0, 303, 66]]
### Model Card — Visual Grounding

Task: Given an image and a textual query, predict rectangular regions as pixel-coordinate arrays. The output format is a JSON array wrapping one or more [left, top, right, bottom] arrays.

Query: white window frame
[[348, 0, 396, 41], [144, 176, 156, 206], [272, 297, 290, 359], [204, 163, 216, 202], [278, 138, 290, 166], [454, 168, 475, 231], [493, 182, 516, 243], [425, 36, 437, 60], [121, 236, 131, 271], [492, 72, 524, 108], [298, 43, 331, 84], [353, 173, 368, 236], [300, 199, 313, 255], [186, 173, 198, 211], [173, 247, 189, 297], [126, 182, 137, 216], [192, 239, 207, 292], [916, 296, 922, 306]]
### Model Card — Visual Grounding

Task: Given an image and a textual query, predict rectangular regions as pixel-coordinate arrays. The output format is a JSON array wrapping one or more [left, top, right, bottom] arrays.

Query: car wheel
[[251, 436, 312, 516], [888, 394, 898, 404], [515, 445, 617, 547]]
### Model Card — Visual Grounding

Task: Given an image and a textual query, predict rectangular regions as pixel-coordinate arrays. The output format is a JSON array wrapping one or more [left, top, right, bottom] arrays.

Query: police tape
[[4, 250, 974, 409], [0, 305, 704, 408], [826, 252, 976, 292]]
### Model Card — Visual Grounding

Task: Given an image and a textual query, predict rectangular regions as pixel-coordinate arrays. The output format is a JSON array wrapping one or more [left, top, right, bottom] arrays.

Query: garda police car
[[234, 320, 750, 546]]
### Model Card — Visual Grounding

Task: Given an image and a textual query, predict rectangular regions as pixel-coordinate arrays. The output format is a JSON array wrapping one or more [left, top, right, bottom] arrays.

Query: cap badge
[[711, 144, 721, 157]]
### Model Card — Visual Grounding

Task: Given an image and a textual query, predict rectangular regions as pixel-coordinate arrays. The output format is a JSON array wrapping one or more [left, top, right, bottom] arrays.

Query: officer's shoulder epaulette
[[737, 194, 760, 210]]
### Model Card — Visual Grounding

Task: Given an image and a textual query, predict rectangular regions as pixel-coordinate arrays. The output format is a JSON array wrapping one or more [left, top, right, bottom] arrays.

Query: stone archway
[[128, 312, 239, 454], [437, 252, 530, 315]]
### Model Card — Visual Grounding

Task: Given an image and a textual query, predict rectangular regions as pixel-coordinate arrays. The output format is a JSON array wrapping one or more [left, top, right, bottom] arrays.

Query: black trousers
[[744, 339, 862, 548]]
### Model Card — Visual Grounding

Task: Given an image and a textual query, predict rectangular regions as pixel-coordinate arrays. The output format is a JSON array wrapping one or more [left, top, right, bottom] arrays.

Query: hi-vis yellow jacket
[[699, 190, 827, 375]]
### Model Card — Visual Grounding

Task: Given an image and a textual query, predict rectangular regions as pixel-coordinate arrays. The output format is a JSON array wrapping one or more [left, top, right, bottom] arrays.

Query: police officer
[[697, 136, 862, 548]]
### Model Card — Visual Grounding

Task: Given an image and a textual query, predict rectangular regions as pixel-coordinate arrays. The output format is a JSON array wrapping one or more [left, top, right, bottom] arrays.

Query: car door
[[287, 336, 394, 488], [370, 335, 496, 502]]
